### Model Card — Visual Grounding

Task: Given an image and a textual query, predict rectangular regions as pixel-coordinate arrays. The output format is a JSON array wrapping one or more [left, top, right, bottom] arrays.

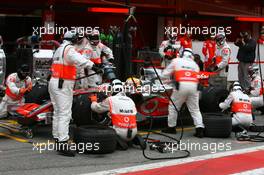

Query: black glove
[[92, 64, 103, 74], [164, 45, 172, 52]]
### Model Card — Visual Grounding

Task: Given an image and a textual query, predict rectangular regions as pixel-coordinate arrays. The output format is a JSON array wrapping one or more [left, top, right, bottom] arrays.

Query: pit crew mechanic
[[49, 30, 101, 157], [77, 29, 114, 88], [0, 64, 32, 118], [159, 33, 181, 67], [90, 79, 143, 149], [161, 48, 205, 138], [202, 35, 216, 70], [248, 65, 264, 108], [211, 32, 231, 73], [219, 82, 253, 130]]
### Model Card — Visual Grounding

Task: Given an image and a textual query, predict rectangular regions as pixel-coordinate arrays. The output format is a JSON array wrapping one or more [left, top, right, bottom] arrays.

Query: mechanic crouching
[[49, 30, 101, 157], [219, 82, 253, 131], [161, 48, 205, 138], [0, 64, 32, 118], [90, 79, 145, 150], [248, 65, 264, 109]]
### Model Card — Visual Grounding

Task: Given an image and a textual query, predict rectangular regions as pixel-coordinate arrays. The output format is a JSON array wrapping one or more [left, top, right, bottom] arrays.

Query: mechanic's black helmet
[[17, 64, 30, 80], [88, 30, 100, 46], [168, 33, 177, 43]]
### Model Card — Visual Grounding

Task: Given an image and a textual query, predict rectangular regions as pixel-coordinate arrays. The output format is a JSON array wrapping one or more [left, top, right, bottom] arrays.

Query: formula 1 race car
[[0, 65, 228, 139]]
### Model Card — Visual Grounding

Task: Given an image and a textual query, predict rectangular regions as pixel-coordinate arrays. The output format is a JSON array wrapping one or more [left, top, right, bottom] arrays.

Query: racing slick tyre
[[24, 83, 49, 104], [200, 86, 228, 113], [73, 125, 117, 154], [203, 113, 232, 138], [72, 93, 108, 126]]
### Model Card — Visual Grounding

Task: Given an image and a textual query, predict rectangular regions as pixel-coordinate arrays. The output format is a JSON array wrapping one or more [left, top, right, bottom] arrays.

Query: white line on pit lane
[[231, 168, 264, 175], [80, 145, 264, 175]]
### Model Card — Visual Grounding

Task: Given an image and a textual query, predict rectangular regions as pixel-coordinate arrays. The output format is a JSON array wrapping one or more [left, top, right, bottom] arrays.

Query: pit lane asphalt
[[0, 116, 264, 175]]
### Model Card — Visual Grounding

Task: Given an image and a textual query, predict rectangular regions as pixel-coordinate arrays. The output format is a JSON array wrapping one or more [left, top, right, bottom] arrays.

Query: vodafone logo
[[185, 72, 191, 77], [243, 104, 248, 109], [124, 117, 130, 123]]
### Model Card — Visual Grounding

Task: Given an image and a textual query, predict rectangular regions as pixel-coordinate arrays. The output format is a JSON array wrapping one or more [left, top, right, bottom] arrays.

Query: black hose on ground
[[101, 0, 190, 159]]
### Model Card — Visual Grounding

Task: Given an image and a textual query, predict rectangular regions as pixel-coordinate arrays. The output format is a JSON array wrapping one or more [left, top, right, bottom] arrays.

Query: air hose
[[101, 0, 190, 159], [129, 10, 190, 160]]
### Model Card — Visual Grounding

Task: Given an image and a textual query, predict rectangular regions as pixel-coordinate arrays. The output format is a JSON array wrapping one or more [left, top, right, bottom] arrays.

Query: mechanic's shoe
[[116, 135, 129, 150], [162, 127, 177, 134], [132, 134, 146, 150], [194, 127, 204, 138], [57, 141, 76, 157]]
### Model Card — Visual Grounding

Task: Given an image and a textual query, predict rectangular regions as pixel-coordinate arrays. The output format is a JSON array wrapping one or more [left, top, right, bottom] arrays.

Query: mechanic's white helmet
[[63, 30, 78, 43], [232, 81, 242, 91], [89, 29, 100, 46], [181, 48, 194, 59], [111, 79, 124, 95], [215, 32, 226, 46]]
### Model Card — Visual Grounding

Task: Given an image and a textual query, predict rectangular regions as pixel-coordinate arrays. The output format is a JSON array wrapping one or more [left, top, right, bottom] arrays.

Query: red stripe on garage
[[121, 150, 264, 175]]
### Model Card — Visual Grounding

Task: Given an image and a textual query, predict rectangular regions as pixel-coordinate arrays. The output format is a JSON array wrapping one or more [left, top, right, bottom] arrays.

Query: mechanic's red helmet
[[88, 29, 100, 46]]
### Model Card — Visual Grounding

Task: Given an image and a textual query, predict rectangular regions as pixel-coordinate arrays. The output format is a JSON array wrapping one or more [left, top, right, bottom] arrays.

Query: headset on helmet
[[17, 64, 30, 80], [181, 48, 193, 59], [88, 29, 100, 46], [168, 33, 177, 43], [111, 79, 124, 95], [215, 32, 226, 46], [232, 81, 242, 91]]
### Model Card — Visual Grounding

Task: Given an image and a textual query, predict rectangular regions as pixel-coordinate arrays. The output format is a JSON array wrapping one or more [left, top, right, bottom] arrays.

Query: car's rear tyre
[[24, 83, 49, 104]]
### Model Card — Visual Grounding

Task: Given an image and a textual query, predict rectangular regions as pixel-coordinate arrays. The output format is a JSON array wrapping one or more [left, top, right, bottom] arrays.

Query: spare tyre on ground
[[73, 125, 117, 154], [203, 113, 232, 138], [200, 86, 228, 113]]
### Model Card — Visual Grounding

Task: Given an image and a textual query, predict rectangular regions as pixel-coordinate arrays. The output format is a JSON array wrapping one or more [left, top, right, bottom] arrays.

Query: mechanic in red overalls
[[202, 35, 216, 70], [179, 32, 192, 50], [0, 64, 32, 118], [90, 79, 144, 150]]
